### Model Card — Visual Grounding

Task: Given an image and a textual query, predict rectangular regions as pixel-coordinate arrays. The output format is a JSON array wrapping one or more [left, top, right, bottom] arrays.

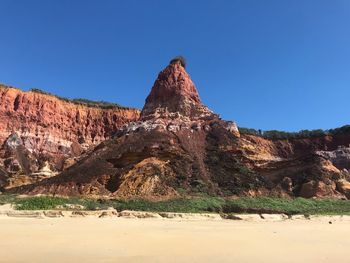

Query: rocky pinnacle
[[140, 60, 213, 120]]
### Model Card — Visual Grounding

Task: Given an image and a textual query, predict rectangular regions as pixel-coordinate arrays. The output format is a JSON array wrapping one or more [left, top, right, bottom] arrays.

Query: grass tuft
[[15, 196, 68, 210], [0, 195, 348, 215]]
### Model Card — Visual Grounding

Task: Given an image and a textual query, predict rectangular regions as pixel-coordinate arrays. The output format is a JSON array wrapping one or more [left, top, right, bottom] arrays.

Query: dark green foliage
[[238, 125, 350, 140], [30, 88, 135, 110], [328, 125, 350, 135], [14, 196, 110, 210], [223, 197, 350, 215], [30, 88, 53, 95], [70, 98, 124, 109], [190, 179, 209, 193], [2, 195, 349, 215], [15, 196, 67, 210], [238, 127, 261, 136], [263, 129, 327, 140], [170, 56, 186, 68]]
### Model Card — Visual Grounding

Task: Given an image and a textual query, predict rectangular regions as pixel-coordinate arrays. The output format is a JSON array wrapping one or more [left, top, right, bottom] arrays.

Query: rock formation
[[141, 59, 213, 120], [11, 60, 242, 197], [316, 145, 350, 170], [0, 85, 140, 188], [7, 59, 350, 199]]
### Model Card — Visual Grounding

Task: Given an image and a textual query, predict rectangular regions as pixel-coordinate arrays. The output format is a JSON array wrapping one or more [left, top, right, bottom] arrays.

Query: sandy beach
[[0, 216, 349, 263]]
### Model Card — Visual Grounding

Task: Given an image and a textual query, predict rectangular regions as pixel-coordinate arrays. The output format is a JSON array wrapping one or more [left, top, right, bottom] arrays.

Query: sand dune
[[0, 217, 349, 263]]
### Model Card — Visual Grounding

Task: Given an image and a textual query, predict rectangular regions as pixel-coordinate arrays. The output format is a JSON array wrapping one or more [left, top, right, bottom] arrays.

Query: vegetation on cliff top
[[170, 56, 186, 68], [239, 125, 350, 140], [0, 84, 137, 110], [1, 195, 349, 215], [30, 88, 136, 110]]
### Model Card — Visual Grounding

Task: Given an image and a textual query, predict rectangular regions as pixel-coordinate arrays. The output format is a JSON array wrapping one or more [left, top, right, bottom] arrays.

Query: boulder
[[336, 179, 350, 198], [299, 180, 337, 198]]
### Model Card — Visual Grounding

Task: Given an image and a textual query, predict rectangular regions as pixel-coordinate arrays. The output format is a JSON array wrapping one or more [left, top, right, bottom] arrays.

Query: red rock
[[10, 61, 241, 197], [299, 180, 340, 198], [0, 85, 140, 179], [336, 179, 350, 198], [141, 60, 213, 120], [6, 60, 350, 200]]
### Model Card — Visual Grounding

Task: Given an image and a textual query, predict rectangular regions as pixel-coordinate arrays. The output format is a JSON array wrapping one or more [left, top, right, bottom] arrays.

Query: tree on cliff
[[170, 56, 186, 68]]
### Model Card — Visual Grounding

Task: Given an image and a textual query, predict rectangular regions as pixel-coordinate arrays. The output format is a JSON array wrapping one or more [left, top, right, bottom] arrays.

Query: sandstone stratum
[[0, 85, 140, 188], [2, 58, 350, 199]]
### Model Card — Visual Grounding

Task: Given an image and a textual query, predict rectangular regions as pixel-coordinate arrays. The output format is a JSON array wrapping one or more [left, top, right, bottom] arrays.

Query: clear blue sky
[[0, 0, 349, 131]]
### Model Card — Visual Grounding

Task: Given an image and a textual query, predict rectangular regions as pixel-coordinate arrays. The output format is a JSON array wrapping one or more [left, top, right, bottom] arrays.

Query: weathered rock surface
[[0, 85, 140, 187], [316, 145, 350, 170], [336, 179, 350, 198], [11, 61, 241, 197], [141, 60, 213, 120], [7, 60, 350, 199], [0, 166, 7, 189]]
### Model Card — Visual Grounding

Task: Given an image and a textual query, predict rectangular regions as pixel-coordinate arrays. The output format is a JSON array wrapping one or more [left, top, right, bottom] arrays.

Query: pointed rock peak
[[141, 58, 213, 120]]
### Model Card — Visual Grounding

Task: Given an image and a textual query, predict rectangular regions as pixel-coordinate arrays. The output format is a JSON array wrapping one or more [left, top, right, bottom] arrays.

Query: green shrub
[[15, 196, 68, 210], [1, 195, 349, 215], [30, 88, 134, 110], [238, 127, 261, 136], [238, 126, 344, 140], [328, 125, 350, 135], [170, 56, 186, 68], [223, 197, 350, 215]]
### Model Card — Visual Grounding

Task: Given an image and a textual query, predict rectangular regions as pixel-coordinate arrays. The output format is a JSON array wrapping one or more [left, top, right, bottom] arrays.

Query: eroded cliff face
[[11, 61, 241, 198], [234, 133, 350, 198], [0, 85, 140, 185], [8, 61, 350, 200]]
